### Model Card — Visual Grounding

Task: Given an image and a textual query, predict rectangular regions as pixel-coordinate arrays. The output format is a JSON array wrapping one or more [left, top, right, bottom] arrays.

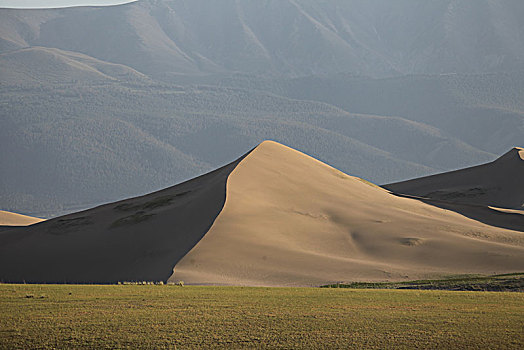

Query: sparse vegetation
[[321, 273, 524, 292], [110, 211, 154, 228], [114, 192, 191, 212], [425, 187, 489, 200], [0, 284, 522, 349], [47, 216, 92, 234]]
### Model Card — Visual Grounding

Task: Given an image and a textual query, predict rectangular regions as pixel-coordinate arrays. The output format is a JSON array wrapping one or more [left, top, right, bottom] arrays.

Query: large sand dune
[[170, 141, 524, 286], [1, 141, 522, 285]]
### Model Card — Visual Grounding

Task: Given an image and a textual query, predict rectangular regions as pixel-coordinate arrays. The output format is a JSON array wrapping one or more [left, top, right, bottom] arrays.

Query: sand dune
[[1, 141, 523, 285], [0, 157, 245, 283], [0, 211, 44, 226], [384, 147, 524, 210], [170, 141, 524, 286]]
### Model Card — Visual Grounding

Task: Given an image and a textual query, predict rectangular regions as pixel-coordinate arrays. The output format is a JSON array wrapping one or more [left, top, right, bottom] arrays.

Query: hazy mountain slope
[[0, 9, 58, 52], [384, 147, 524, 210], [0, 46, 149, 85], [1, 141, 522, 285], [0, 156, 242, 284], [1, 0, 523, 77], [293, 112, 495, 171], [241, 73, 524, 155], [187, 71, 524, 161], [0, 109, 210, 217], [38, 3, 202, 76], [3, 71, 502, 217], [0, 210, 43, 226]]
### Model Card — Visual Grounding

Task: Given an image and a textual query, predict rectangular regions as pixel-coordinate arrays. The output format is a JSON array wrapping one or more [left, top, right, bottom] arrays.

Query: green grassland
[[1, 285, 522, 349], [322, 273, 524, 292]]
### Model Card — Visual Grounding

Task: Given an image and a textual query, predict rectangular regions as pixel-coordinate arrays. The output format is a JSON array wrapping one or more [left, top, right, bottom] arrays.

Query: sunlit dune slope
[[0, 211, 44, 226]]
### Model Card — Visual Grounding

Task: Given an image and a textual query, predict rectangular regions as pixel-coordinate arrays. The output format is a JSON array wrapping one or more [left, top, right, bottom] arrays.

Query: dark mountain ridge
[[2, 0, 523, 78]]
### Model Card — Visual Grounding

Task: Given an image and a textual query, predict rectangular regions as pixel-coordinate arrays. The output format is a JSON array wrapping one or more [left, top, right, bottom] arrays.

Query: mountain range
[[3, 0, 523, 77], [1, 0, 523, 217]]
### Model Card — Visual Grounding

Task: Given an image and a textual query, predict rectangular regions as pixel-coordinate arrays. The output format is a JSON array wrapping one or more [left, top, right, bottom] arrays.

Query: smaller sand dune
[[384, 147, 524, 210], [0, 211, 44, 226]]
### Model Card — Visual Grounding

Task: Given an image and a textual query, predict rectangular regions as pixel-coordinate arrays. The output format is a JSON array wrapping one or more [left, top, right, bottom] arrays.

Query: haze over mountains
[[1, 0, 523, 217], [1, 141, 523, 286], [3, 0, 523, 77]]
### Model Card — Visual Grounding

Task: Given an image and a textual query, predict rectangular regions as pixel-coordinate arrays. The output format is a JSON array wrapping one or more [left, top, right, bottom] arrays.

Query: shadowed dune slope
[[0, 211, 44, 226], [171, 141, 524, 287], [0, 156, 246, 283], [384, 147, 524, 210]]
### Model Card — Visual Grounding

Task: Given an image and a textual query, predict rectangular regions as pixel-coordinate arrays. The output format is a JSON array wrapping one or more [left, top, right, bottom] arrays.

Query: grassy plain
[[0, 285, 522, 349]]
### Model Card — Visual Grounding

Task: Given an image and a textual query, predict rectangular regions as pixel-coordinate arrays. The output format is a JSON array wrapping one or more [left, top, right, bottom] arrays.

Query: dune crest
[[170, 141, 524, 286], [495, 147, 524, 163], [510, 147, 523, 161]]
